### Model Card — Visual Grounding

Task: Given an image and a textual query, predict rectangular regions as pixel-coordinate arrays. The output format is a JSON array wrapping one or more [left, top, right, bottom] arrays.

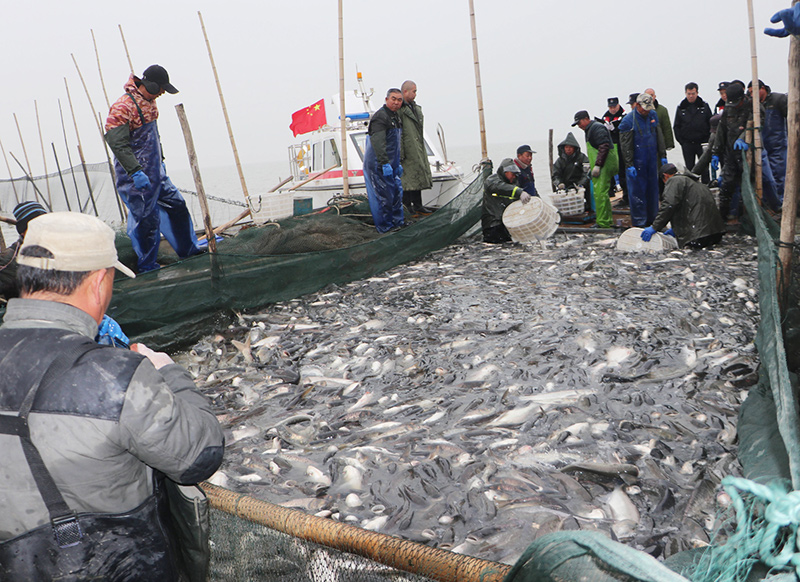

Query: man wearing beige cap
[[0, 212, 223, 579]]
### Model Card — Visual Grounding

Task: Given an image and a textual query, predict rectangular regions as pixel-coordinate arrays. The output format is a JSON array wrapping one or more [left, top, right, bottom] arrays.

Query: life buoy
[[296, 144, 311, 174]]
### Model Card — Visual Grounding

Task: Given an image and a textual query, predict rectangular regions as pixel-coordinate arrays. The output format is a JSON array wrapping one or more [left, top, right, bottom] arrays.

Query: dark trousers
[[681, 142, 709, 184], [403, 189, 422, 209], [687, 232, 723, 249]]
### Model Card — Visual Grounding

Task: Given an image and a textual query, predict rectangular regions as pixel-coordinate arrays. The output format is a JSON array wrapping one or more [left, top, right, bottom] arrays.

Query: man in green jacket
[[399, 80, 434, 214], [644, 88, 675, 151]]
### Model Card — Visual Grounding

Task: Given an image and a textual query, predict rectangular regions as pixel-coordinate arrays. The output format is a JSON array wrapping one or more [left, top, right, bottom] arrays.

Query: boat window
[[312, 143, 323, 172], [323, 139, 341, 168], [350, 133, 367, 162]]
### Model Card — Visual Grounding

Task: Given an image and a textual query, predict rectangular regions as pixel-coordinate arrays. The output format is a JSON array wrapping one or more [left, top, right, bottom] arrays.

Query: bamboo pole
[[549, 128, 554, 185], [12, 114, 35, 184], [58, 98, 84, 211], [747, 0, 764, 202], [468, 0, 488, 161], [0, 137, 20, 204], [118, 25, 135, 75], [268, 175, 294, 193], [71, 54, 125, 221], [337, 0, 351, 198], [175, 104, 216, 253], [9, 151, 48, 210], [198, 11, 250, 203], [91, 29, 111, 111], [11, 113, 48, 209], [51, 142, 72, 211], [201, 482, 511, 582], [778, 0, 800, 311], [287, 164, 338, 192], [34, 101, 53, 209], [64, 78, 99, 216]]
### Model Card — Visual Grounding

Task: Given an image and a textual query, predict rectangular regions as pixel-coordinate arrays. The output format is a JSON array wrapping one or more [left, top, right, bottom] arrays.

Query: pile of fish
[[174, 232, 761, 566]]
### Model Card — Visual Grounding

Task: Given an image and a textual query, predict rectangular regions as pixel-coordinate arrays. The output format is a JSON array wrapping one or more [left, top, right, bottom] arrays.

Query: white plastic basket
[[550, 188, 585, 216], [248, 192, 294, 224], [616, 227, 679, 252], [502, 198, 560, 242]]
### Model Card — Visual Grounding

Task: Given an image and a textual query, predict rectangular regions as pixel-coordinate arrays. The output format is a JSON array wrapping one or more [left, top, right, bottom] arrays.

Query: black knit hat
[[13, 201, 46, 235]]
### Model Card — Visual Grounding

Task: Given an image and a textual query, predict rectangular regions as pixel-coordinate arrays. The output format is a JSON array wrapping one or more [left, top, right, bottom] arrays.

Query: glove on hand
[[664, 228, 676, 237], [711, 155, 720, 171], [591, 165, 601, 178], [734, 139, 749, 151], [626, 166, 637, 179], [382, 164, 394, 177], [520, 191, 532, 204], [640, 226, 657, 242], [395, 164, 404, 178], [132, 170, 151, 190], [96, 315, 130, 349], [765, 4, 800, 37], [661, 158, 669, 166]]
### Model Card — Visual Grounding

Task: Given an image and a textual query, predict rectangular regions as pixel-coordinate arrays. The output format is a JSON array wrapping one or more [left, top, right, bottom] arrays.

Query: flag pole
[[468, 0, 488, 161], [338, 0, 351, 198], [747, 0, 764, 203]]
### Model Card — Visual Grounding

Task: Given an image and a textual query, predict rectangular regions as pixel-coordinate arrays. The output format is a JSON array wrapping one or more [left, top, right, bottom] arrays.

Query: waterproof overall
[[624, 111, 660, 226], [363, 128, 404, 233], [586, 143, 618, 228], [762, 106, 787, 198], [115, 98, 200, 272]]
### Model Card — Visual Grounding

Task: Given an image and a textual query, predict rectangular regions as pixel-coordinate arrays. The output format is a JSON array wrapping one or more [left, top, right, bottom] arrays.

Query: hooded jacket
[[482, 158, 524, 231], [399, 100, 433, 191], [552, 132, 590, 191], [651, 173, 725, 247]]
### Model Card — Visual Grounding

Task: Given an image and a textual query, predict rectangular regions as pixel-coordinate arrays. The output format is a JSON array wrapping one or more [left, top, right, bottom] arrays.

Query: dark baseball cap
[[516, 144, 536, 155], [607, 97, 619, 107], [717, 81, 729, 92], [141, 64, 178, 95], [726, 83, 745, 105], [571, 110, 590, 126], [627, 93, 640, 105], [659, 163, 678, 177]]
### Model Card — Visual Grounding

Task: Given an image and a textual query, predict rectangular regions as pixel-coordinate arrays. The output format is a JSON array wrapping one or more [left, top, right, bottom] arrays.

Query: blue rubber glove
[[395, 164, 404, 178], [765, 4, 800, 37], [96, 315, 130, 349], [626, 166, 637, 179], [734, 139, 749, 151], [382, 163, 394, 177], [640, 226, 656, 242], [664, 228, 675, 237], [132, 170, 151, 190], [661, 158, 668, 166], [711, 155, 720, 171]]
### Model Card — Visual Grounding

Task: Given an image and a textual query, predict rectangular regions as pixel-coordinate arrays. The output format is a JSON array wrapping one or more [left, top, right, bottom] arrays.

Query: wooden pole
[[198, 11, 250, 203], [12, 114, 35, 183], [64, 78, 99, 216], [175, 104, 217, 253], [268, 175, 294, 193], [337, 0, 351, 198], [71, 54, 126, 221], [549, 129, 555, 185], [118, 25, 135, 76], [34, 101, 53, 208], [51, 142, 72, 211], [58, 98, 84, 211], [11, 116, 48, 209], [778, 0, 800, 311], [91, 29, 112, 111], [747, 0, 764, 202], [288, 164, 338, 192], [468, 0, 488, 161], [0, 137, 20, 204], [9, 151, 49, 210]]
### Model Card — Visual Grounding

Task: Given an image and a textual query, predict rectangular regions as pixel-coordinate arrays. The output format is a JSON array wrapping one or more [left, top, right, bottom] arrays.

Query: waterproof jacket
[[552, 132, 590, 191], [654, 102, 675, 150], [711, 97, 761, 158], [583, 120, 613, 168], [105, 75, 161, 175], [368, 105, 402, 166], [762, 91, 788, 154], [482, 158, 524, 231], [618, 110, 666, 169], [673, 96, 712, 145], [651, 174, 725, 248], [0, 300, 224, 549], [399, 101, 433, 191]]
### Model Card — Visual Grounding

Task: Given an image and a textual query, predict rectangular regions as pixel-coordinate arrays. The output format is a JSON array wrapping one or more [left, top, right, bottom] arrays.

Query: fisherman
[[0, 201, 47, 298], [513, 145, 539, 198], [364, 88, 406, 233], [0, 211, 223, 579], [601, 97, 627, 205], [673, 82, 712, 184], [749, 79, 788, 198], [572, 110, 617, 228], [482, 158, 529, 243], [105, 65, 202, 273], [399, 80, 434, 215], [551, 132, 591, 210], [619, 93, 666, 227], [641, 163, 725, 249]]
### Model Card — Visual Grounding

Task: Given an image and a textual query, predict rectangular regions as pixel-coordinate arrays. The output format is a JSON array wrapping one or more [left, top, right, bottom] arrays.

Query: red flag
[[289, 99, 326, 137]]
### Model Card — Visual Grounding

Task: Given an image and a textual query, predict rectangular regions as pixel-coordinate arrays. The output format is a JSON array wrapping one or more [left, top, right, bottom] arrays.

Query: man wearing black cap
[[0, 201, 48, 298], [105, 65, 202, 273], [513, 145, 538, 198], [673, 82, 712, 184], [572, 110, 617, 228], [641, 164, 724, 249], [602, 97, 627, 204], [714, 82, 728, 116]]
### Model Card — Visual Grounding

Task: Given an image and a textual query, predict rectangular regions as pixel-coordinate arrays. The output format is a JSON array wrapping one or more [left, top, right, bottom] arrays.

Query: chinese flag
[[289, 99, 326, 137]]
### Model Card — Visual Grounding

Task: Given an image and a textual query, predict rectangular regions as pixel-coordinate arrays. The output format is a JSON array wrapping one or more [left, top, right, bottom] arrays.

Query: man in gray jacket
[[0, 212, 223, 580]]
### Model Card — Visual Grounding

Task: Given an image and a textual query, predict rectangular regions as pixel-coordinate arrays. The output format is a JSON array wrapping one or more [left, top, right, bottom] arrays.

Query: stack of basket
[[549, 188, 585, 217]]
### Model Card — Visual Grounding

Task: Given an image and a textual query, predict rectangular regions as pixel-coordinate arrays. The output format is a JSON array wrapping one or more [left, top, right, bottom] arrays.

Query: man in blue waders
[[105, 65, 202, 273], [619, 93, 667, 227], [363, 88, 406, 233]]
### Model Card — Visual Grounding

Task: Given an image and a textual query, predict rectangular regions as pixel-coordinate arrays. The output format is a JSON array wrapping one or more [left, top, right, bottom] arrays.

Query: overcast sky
[[0, 0, 793, 183]]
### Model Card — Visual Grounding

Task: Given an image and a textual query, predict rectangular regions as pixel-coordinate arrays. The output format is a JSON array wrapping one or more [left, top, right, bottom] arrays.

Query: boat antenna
[[338, 0, 350, 197], [354, 67, 374, 114]]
